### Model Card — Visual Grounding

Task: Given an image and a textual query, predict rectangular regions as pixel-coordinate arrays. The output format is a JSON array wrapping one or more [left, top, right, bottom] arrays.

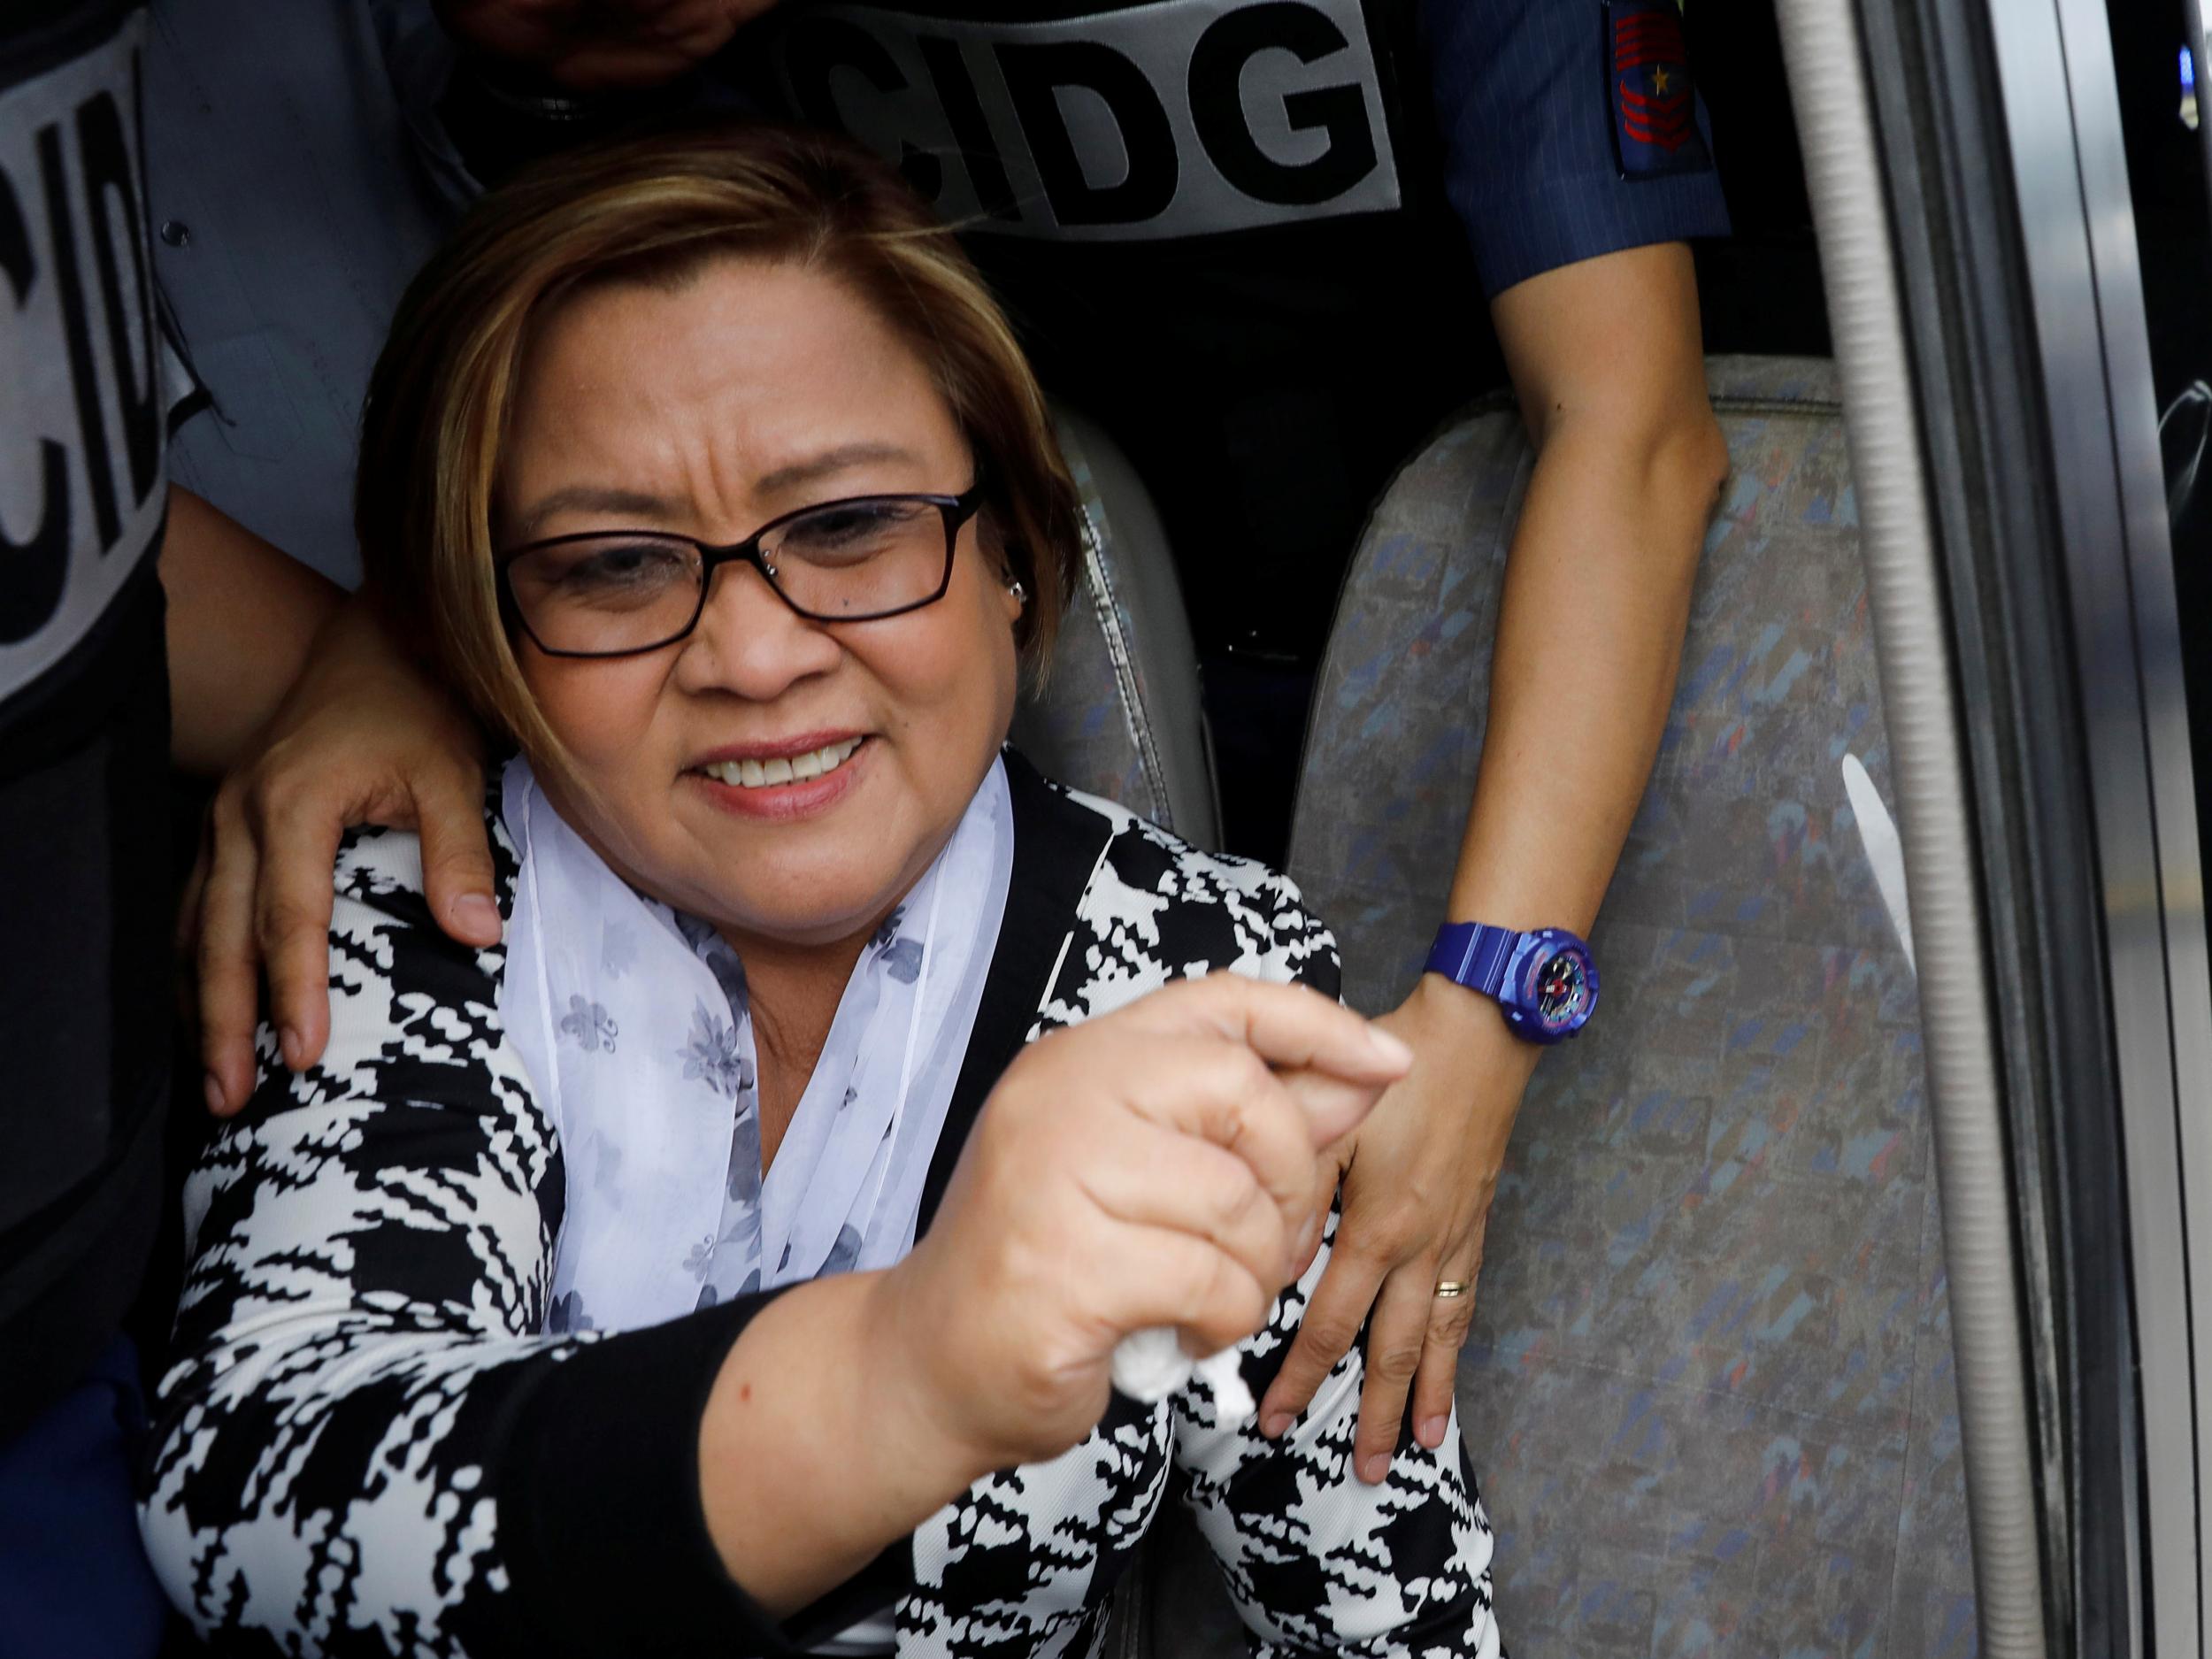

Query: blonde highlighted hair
[[356, 122, 1080, 777]]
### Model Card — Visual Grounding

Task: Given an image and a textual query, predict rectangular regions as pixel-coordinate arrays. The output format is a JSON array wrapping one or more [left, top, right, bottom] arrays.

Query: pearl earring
[[1008, 580, 1027, 604]]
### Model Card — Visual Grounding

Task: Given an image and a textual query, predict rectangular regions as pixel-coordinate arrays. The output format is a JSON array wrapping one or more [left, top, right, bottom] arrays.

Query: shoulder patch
[[1604, 0, 1712, 178]]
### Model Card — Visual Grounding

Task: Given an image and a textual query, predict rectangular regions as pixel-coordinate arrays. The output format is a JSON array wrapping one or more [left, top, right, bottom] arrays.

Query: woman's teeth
[[700, 738, 863, 789]]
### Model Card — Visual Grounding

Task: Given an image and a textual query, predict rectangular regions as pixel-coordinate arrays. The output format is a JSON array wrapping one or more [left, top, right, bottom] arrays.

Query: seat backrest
[[1010, 408, 1221, 848], [1286, 357, 1978, 1655]]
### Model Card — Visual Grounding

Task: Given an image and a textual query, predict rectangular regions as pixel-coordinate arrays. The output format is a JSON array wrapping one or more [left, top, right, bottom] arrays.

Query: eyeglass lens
[[506, 496, 956, 656]]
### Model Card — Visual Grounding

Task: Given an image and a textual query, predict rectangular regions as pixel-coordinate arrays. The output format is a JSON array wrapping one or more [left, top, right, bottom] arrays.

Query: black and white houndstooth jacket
[[140, 752, 1499, 1658]]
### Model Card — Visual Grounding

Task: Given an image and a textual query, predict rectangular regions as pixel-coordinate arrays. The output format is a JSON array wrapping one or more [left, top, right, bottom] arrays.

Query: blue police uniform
[[1427, 0, 1730, 298], [2, 1, 195, 1651], [147, 0, 1731, 848], [152, 1, 1728, 614], [720, 0, 1731, 674]]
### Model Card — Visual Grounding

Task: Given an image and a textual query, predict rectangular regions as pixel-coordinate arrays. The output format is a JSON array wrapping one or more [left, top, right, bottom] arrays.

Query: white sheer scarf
[[498, 755, 1013, 1338]]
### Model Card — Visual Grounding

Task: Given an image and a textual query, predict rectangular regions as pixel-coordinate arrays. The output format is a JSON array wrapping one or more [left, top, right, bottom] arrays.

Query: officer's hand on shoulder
[[434, 0, 781, 91], [189, 596, 496, 1116]]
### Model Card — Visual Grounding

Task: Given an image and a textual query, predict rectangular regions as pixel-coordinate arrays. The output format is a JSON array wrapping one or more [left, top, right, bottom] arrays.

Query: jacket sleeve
[[1173, 876, 1503, 1657], [137, 822, 790, 1658], [1171, 1225, 1501, 1657]]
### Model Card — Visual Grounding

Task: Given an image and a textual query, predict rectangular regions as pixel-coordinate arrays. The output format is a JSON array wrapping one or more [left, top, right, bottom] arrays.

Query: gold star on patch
[[1654, 65, 1672, 93]]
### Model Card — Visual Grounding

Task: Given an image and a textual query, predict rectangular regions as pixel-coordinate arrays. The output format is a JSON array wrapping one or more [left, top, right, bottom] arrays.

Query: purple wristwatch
[[1425, 922, 1599, 1044]]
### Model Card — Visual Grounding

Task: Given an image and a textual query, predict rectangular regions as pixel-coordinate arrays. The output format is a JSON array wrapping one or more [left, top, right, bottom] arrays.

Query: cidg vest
[[0, 0, 173, 1437], [723, 0, 1499, 664]]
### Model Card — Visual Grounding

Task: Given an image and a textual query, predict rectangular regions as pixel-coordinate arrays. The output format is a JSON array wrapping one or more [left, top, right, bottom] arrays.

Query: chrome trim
[[1989, 0, 2212, 1646], [1771, 1, 2050, 1651]]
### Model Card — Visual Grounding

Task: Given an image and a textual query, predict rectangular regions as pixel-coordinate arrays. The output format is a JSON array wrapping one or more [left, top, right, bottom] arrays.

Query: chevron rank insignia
[[1606, 0, 1713, 177]]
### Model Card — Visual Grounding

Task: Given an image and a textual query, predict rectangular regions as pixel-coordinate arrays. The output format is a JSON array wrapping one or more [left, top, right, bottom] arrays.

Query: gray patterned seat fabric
[[1011, 408, 1220, 849], [1272, 356, 1978, 1655]]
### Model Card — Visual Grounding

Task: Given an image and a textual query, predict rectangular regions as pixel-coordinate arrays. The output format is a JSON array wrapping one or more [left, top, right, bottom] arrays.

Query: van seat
[[1284, 356, 1977, 1655], [1012, 409, 1222, 849]]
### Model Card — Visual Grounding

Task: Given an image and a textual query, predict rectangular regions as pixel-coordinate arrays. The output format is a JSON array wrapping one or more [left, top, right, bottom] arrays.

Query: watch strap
[[1425, 921, 1521, 999]]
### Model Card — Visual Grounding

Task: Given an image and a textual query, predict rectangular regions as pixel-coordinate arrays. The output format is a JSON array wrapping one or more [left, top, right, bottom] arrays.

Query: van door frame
[[1850, 0, 2212, 1651]]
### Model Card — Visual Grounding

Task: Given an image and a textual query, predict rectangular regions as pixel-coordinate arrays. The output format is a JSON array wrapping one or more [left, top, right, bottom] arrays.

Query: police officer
[[171, 0, 1730, 1488], [0, 3, 350, 1647]]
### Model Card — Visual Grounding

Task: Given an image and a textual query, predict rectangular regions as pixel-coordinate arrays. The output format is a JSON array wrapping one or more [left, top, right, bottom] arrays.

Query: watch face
[[1517, 945, 1594, 1037]]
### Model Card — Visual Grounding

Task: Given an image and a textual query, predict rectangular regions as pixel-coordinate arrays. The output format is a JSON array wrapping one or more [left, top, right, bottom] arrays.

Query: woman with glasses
[[139, 127, 1500, 1657]]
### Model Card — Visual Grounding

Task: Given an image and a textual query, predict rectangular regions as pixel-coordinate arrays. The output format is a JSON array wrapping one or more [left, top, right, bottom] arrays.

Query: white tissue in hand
[[1196, 1346, 1256, 1420], [1110, 1328, 1255, 1421], [1110, 1327, 1188, 1402]]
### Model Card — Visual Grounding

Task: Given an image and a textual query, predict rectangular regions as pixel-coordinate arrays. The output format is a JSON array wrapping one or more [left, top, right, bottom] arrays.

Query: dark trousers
[[0, 1336, 167, 1659]]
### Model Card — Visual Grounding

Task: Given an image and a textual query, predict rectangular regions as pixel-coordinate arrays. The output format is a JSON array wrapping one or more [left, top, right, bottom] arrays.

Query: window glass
[[2106, 0, 2212, 927]]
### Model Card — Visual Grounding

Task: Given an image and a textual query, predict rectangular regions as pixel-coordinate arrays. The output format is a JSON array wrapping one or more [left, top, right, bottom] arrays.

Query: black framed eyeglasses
[[496, 483, 987, 659]]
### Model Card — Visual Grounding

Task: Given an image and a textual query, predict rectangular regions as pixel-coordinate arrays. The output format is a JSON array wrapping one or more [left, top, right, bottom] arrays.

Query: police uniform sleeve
[[1418, 0, 1732, 298]]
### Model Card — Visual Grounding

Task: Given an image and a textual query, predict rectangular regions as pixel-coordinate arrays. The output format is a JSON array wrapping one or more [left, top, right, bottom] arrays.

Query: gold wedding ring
[[1432, 1280, 1471, 1300]]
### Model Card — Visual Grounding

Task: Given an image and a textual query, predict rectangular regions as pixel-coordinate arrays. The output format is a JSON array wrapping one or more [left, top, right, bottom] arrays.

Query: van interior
[[139, 1, 2212, 1653]]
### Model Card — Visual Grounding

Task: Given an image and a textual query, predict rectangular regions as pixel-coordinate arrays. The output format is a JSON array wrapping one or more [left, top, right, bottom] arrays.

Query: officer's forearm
[[162, 485, 344, 776], [1440, 400, 1723, 940], [1442, 243, 1726, 941]]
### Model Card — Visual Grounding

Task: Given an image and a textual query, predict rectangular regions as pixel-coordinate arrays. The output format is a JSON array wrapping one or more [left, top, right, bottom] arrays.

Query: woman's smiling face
[[497, 256, 1023, 949]]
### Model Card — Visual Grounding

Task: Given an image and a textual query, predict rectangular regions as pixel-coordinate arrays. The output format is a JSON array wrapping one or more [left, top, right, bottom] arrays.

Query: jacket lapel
[[918, 749, 1112, 1231]]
